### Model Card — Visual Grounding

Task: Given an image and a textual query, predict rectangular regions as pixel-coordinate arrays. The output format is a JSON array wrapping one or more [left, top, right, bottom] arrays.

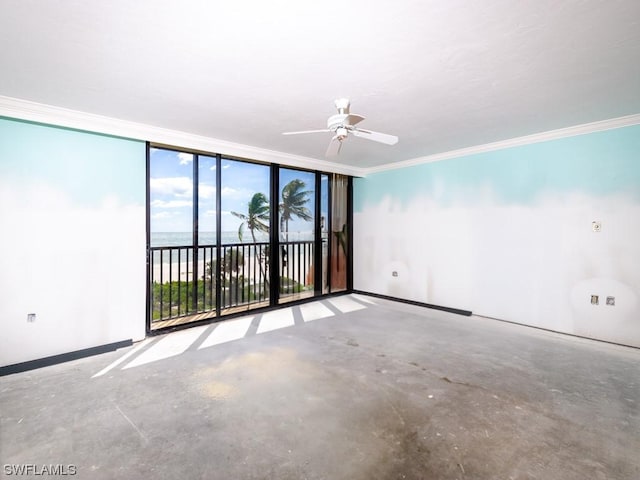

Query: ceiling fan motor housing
[[335, 126, 348, 140], [327, 114, 349, 131]]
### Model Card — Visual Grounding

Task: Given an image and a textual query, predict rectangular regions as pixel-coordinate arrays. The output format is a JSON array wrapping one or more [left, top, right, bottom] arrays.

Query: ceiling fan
[[282, 98, 399, 157]]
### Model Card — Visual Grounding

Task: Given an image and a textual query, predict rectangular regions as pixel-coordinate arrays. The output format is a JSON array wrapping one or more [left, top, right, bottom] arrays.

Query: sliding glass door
[[278, 168, 315, 304], [148, 148, 213, 330], [220, 158, 271, 313]]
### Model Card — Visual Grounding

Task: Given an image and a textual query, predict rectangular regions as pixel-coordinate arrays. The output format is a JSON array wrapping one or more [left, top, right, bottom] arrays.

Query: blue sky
[[150, 148, 316, 240]]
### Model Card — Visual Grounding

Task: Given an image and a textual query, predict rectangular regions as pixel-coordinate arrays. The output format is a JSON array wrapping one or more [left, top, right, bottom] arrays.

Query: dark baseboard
[[352, 290, 472, 317], [0, 339, 133, 377], [476, 314, 640, 351]]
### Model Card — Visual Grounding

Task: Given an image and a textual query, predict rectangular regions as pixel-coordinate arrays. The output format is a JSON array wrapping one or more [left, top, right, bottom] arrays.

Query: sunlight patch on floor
[[299, 301, 335, 322], [257, 308, 294, 334], [199, 316, 253, 349], [351, 293, 377, 305], [123, 325, 208, 369], [91, 338, 154, 378], [326, 295, 367, 313], [92, 295, 370, 376]]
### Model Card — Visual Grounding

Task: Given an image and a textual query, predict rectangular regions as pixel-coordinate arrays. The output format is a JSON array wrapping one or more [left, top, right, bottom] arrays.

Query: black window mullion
[[192, 154, 199, 312], [314, 172, 322, 296], [145, 142, 151, 333], [327, 174, 333, 293], [347, 175, 353, 292], [269, 164, 279, 306], [215, 154, 222, 316]]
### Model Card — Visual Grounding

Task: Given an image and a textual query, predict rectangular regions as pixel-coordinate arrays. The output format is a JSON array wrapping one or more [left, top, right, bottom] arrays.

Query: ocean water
[[151, 231, 314, 247]]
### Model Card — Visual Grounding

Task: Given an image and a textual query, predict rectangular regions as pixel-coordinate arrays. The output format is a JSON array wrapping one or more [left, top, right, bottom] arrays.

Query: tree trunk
[[250, 228, 269, 297]]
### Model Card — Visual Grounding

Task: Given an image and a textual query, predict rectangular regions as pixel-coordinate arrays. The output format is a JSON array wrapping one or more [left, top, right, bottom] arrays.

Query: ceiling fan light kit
[[283, 98, 398, 157]]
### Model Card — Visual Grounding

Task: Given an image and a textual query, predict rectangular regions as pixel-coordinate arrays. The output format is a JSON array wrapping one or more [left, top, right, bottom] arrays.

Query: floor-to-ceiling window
[[196, 154, 218, 322], [278, 168, 316, 304], [147, 145, 351, 332], [221, 158, 271, 313], [149, 148, 204, 329], [330, 174, 349, 292]]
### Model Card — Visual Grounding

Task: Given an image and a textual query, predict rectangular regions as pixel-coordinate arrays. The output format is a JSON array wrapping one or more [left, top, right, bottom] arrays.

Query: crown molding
[[0, 95, 366, 177], [3, 95, 638, 178], [364, 113, 640, 175]]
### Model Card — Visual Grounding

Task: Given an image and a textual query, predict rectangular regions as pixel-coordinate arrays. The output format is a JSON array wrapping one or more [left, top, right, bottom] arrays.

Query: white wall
[[354, 125, 640, 347], [0, 118, 146, 367]]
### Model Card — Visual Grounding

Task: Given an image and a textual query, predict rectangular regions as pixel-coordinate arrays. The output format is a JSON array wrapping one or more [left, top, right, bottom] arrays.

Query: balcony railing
[[279, 240, 315, 302], [149, 240, 314, 325]]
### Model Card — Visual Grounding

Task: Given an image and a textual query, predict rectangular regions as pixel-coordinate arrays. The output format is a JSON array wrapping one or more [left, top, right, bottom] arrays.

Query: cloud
[[221, 186, 250, 199], [178, 153, 193, 165], [151, 211, 173, 219], [204, 209, 217, 217], [199, 185, 216, 199], [221, 186, 237, 196], [211, 164, 230, 171], [150, 177, 192, 198], [151, 199, 193, 208]]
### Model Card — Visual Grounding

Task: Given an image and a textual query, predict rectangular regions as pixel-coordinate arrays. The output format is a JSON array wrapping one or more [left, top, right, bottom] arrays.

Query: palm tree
[[279, 179, 312, 242], [279, 179, 312, 273], [231, 192, 269, 243], [231, 192, 270, 294]]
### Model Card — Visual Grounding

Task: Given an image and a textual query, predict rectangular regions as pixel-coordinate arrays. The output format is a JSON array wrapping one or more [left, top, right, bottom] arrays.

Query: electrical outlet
[[590, 295, 599, 305], [27, 313, 36, 323], [606, 296, 615, 306], [592, 221, 602, 232], [392, 271, 398, 277]]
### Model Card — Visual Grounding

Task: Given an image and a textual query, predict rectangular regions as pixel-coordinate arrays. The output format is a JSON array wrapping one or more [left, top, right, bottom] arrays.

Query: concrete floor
[[1, 294, 639, 479]]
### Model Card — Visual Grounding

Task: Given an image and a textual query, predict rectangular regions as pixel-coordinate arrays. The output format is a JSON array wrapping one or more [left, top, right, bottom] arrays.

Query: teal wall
[[0, 117, 144, 206], [353, 124, 640, 347], [355, 125, 640, 210], [0, 117, 147, 367]]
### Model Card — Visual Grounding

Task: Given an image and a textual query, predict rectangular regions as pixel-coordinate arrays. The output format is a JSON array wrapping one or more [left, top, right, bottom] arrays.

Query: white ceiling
[[1, 0, 639, 172]]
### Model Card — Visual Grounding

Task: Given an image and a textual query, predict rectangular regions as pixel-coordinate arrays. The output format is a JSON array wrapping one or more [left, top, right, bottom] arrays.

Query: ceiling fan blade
[[325, 136, 342, 157], [282, 129, 330, 136], [344, 114, 365, 126], [351, 128, 398, 145]]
